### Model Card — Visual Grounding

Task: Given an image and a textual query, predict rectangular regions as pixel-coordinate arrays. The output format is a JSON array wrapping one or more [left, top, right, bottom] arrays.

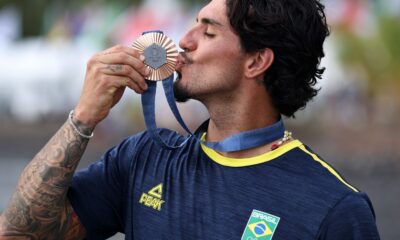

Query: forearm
[[0, 119, 91, 238], [0, 45, 147, 239]]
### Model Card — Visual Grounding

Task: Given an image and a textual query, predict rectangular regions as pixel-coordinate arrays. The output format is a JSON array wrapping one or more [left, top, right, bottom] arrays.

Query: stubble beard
[[173, 73, 191, 103]]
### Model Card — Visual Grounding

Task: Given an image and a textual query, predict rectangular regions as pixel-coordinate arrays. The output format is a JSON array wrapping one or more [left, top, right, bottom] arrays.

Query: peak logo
[[139, 183, 165, 211], [241, 210, 280, 240]]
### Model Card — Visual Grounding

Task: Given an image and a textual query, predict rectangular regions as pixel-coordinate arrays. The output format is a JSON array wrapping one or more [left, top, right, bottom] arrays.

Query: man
[[0, 0, 380, 239]]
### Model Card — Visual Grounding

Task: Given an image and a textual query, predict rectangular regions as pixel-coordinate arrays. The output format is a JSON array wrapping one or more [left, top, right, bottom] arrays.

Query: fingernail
[[140, 55, 145, 61]]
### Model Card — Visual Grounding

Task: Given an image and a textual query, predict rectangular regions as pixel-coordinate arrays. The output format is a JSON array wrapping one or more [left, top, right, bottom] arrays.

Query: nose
[[179, 26, 197, 52]]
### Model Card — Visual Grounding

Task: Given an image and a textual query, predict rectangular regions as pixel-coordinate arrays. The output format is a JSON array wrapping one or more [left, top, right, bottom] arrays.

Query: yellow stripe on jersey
[[299, 145, 359, 192]]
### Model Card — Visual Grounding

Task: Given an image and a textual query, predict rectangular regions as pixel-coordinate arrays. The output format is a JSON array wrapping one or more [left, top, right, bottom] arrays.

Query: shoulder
[[75, 129, 188, 180], [272, 141, 363, 216], [126, 128, 188, 147], [112, 128, 196, 168], [316, 192, 380, 239], [283, 142, 380, 238], [284, 142, 359, 193], [114, 128, 188, 155], [281, 144, 379, 240]]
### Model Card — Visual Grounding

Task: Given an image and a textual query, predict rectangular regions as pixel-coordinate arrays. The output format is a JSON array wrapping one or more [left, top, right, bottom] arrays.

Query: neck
[[204, 83, 280, 158]]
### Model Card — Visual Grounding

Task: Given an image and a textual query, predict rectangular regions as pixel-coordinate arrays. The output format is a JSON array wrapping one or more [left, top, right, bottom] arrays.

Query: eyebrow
[[197, 17, 223, 27]]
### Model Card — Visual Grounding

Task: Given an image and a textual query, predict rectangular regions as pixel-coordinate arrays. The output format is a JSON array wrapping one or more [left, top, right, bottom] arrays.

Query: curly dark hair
[[226, 0, 330, 117]]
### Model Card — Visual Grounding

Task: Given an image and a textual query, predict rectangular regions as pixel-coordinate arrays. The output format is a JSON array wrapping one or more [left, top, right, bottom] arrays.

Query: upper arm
[[317, 192, 380, 240], [66, 136, 138, 238]]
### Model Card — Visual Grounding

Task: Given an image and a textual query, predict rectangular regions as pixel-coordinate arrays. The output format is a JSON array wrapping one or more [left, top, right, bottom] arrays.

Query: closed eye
[[204, 32, 216, 38]]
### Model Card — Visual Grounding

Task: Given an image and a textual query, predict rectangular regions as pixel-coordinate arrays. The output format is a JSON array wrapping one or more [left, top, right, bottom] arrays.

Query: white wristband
[[68, 110, 94, 139]]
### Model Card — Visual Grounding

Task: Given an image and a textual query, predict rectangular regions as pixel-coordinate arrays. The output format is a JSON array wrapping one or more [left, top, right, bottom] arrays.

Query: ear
[[244, 48, 274, 79]]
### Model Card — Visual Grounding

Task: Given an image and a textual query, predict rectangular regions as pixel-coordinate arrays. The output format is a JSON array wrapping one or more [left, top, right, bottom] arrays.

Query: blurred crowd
[[0, 0, 399, 130], [0, 0, 209, 133]]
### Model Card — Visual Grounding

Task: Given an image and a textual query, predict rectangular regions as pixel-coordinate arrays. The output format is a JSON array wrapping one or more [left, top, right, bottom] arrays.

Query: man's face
[[174, 0, 246, 103]]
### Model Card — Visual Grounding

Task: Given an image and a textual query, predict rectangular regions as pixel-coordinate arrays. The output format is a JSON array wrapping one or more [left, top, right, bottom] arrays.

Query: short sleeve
[[317, 192, 380, 240], [67, 136, 139, 239]]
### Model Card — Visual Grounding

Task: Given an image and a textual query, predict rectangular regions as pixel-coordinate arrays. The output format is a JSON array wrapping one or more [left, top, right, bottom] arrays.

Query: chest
[[125, 157, 327, 240]]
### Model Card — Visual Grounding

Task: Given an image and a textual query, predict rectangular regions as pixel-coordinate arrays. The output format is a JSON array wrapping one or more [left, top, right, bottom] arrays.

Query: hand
[[74, 45, 150, 128]]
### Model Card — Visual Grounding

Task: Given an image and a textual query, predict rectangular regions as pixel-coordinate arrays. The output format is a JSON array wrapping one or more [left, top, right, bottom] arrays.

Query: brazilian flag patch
[[241, 210, 280, 240]]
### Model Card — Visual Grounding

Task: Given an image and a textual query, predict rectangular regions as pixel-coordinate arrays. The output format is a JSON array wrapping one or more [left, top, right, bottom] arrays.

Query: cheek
[[197, 49, 238, 69], [192, 38, 244, 76], [211, 41, 242, 63]]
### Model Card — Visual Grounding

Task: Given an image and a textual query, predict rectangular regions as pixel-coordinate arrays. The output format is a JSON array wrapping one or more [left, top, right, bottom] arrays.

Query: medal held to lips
[[131, 31, 286, 152], [132, 31, 178, 81], [131, 30, 193, 150]]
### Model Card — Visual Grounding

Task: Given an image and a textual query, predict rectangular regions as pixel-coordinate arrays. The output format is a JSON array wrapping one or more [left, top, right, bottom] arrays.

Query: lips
[[175, 52, 192, 72], [175, 54, 186, 72]]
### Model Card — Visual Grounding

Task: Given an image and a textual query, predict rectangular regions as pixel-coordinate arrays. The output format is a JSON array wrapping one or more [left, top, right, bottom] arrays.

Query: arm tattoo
[[0, 121, 88, 239]]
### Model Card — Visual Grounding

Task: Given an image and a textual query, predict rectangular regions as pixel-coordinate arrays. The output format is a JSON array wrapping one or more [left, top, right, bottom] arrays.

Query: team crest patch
[[241, 210, 280, 240]]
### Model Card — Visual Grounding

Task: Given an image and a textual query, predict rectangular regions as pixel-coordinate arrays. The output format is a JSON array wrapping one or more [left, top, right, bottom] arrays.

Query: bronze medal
[[132, 32, 178, 81]]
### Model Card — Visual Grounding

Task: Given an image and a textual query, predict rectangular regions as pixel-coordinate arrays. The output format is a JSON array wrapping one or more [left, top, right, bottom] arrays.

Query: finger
[[99, 45, 141, 58], [98, 51, 150, 77], [105, 75, 145, 94], [126, 78, 145, 94], [101, 64, 148, 91]]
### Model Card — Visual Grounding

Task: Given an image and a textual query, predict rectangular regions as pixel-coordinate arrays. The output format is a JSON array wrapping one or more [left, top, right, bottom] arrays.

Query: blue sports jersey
[[67, 129, 380, 240]]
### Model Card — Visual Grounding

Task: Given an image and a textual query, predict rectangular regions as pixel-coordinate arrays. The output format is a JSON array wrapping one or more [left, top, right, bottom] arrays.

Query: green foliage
[[178, 0, 207, 8], [336, 16, 400, 98], [0, 0, 206, 38], [0, 0, 143, 37]]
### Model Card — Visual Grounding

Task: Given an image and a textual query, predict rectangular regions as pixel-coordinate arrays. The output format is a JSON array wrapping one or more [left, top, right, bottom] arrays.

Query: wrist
[[73, 108, 98, 129], [68, 110, 94, 139]]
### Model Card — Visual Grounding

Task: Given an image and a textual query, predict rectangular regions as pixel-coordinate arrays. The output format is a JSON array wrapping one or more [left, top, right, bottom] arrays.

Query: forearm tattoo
[[0, 121, 89, 239]]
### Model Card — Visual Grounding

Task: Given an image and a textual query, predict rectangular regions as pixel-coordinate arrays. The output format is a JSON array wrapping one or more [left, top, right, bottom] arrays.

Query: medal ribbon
[[139, 31, 285, 152], [142, 75, 285, 152]]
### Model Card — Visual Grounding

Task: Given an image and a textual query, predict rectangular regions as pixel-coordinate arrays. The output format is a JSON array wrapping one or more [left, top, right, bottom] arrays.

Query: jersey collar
[[200, 137, 303, 167]]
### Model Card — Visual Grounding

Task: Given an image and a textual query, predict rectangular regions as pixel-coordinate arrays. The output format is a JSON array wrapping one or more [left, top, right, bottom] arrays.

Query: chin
[[173, 73, 191, 103]]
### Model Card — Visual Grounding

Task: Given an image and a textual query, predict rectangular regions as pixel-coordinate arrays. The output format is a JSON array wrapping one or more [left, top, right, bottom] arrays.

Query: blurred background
[[0, 0, 399, 239]]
